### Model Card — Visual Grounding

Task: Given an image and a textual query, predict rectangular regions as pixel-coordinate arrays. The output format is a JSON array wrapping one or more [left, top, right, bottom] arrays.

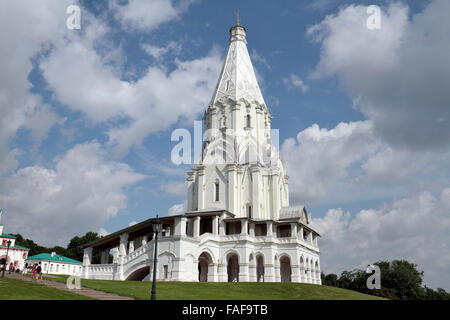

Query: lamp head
[[152, 215, 163, 233]]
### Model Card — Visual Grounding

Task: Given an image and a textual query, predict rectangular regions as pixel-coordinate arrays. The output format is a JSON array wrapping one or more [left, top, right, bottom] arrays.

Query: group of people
[[21, 262, 43, 280]]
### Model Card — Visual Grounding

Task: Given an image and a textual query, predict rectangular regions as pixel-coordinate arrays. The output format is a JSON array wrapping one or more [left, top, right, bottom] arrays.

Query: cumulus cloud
[[163, 180, 186, 197], [282, 121, 378, 204], [110, 0, 194, 32], [0, 0, 70, 173], [311, 189, 450, 290], [0, 142, 146, 246], [168, 202, 186, 216], [307, 0, 450, 150], [40, 15, 222, 156], [98, 228, 110, 237], [142, 41, 182, 60], [283, 74, 309, 93]]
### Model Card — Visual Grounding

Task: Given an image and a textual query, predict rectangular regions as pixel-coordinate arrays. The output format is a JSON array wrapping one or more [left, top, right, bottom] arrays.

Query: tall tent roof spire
[[210, 20, 266, 106]]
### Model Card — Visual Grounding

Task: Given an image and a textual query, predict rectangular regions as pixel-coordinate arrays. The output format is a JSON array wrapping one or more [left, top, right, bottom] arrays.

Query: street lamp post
[[151, 215, 163, 300], [1, 240, 12, 278]]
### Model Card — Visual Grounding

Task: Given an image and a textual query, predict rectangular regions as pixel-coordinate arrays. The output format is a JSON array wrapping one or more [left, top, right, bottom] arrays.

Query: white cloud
[[142, 41, 182, 60], [98, 228, 110, 237], [307, 0, 450, 150], [40, 17, 223, 156], [168, 202, 186, 216], [312, 189, 450, 290], [0, 142, 146, 246], [282, 121, 377, 204], [163, 180, 186, 197], [283, 73, 309, 93], [0, 0, 70, 173], [110, 0, 194, 32], [128, 221, 138, 227]]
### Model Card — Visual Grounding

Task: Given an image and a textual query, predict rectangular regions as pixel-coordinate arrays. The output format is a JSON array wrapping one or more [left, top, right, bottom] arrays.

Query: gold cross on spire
[[236, 9, 240, 26]]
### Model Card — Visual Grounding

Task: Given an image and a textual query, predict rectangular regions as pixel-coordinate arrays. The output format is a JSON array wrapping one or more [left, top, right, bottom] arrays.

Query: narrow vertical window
[[215, 182, 219, 201], [164, 265, 169, 279], [246, 115, 251, 128], [248, 205, 252, 219]]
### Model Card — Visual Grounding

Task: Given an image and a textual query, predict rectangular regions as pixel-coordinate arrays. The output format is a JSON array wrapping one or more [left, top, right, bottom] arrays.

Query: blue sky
[[1, 0, 449, 289]]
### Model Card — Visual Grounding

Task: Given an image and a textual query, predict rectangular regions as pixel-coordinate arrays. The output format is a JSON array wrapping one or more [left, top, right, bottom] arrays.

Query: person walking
[[37, 262, 43, 280], [32, 264, 37, 281], [22, 262, 28, 275], [8, 262, 13, 274]]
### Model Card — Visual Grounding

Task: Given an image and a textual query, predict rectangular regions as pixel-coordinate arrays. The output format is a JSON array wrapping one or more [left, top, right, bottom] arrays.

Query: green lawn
[[34, 275, 385, 300], [0, 277, 94, 300]]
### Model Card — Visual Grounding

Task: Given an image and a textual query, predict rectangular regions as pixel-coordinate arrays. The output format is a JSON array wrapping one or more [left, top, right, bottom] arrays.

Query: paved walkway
[[6, 273, 135, 300]]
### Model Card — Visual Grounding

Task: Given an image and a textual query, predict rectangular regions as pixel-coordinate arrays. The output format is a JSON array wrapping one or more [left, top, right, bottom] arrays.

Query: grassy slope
[[37, 275, 385, 300], [0, 277, 94, 300]]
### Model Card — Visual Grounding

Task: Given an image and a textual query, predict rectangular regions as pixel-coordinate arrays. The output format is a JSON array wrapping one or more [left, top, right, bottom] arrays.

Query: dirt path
[[5, 273, 135, 300]]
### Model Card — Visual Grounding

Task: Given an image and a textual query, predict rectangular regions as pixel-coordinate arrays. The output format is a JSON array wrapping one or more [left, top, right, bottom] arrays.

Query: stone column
[[270, 173, 280, 219], [128, 240, 134, 254], [101, 250, 109, 264], [219, 214, 226, 236], [165, 226, 171, 237], [117, 233, 129, 280], [227, 164, 237, 214], [265, 253, 276, 282], [193, 216, 201, 238], [175, 216, 187, 236], [291, 223, 297, 239], [218, 263, 227, 282], [212, 215, 219, 235], [187, 171, 195, 211], [298, 226, 304, 241], [307, 231, 313, 245], [300, 265, 306, 283], [313, 235, 318, 247], [251, 165, 261, 218], [82, 247, 93, 278], [240, 262, 249, 282], [266, 221, 273, 237], [241, 219, 248, 235], [207, 263, 218, 282], [197, 166, 206, 210], [291, 264, 301, 283], [142, 236, 147, 247], [112, 247, 119, 263], [249, 222, 255, 237]]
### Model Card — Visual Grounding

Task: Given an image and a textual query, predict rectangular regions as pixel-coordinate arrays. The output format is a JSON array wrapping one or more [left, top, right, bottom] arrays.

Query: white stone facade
[[0, 225, 29, 271], [82, 23, 321, 284], [26, 252, 83, 276]]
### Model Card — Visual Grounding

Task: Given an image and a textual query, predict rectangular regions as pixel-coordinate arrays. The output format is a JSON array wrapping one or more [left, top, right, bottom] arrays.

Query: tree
[[374, 260, 424, 300], [66, 232, 102, 263], [324, 273, 338, 287]]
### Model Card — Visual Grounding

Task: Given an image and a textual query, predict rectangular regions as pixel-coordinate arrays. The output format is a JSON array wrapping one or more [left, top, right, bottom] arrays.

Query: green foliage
[[65, 232, 102, 263], [324, 273, 338, 287], [12, 231, 104, 263], [11, 234, 48, 257], [322, 259, 449, 300]]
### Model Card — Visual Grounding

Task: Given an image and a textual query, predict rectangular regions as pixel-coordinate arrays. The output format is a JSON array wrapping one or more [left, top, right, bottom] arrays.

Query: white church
[[82, 22, 321, 284]]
